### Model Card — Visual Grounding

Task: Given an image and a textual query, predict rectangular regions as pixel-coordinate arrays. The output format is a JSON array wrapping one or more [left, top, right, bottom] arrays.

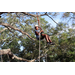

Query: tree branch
[[0, 22, 36, 41], [0, 12, 47, 18], [0, 49, 44, 62], [13, 54, 37, 62], [0, 49, 34, 62], [46, 13, 59, 25], [0, 28, 7, 33], [0, 49, 11, 55]]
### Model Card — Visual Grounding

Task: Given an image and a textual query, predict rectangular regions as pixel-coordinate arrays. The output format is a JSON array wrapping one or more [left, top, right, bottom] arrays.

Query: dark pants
[[37, 34, 45, 40]]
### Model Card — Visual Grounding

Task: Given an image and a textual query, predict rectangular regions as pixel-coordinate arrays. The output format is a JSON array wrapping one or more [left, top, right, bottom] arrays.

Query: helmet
[[35, 25, 38, 27]]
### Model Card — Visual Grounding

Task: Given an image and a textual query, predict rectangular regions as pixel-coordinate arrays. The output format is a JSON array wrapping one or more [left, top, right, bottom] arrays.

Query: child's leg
[[41, 34, 54, 45], [47, 35, 52, 42], [47, 35, 55, 45], [45, 35, 49, 42], [41, 34, 49, 42]]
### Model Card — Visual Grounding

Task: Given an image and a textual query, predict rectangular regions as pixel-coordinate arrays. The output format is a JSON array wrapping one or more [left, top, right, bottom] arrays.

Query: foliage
[[0, 12, 75, 62]]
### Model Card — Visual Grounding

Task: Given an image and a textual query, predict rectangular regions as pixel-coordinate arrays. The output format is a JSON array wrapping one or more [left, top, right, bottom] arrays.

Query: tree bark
[[0, 49, 11, 55], [0, 49, 36, 62]]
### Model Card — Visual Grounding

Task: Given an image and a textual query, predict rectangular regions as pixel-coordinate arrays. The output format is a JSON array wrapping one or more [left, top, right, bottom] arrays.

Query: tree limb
[[0, 49, 34, 62], [0, 49, 11, 55], [0, 28, 7, 33], [5, 26, 14, 33], [0, 22, 36, 41], [0, 12, 47, 18], [22, 12, 47, 17], [46, 13, 59, 25], [0, 49, 44, 62], [13, 54, 37, 62]]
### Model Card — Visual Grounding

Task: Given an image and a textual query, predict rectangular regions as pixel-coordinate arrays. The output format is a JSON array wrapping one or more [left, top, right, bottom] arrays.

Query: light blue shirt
[[35, 30, 40, 39]]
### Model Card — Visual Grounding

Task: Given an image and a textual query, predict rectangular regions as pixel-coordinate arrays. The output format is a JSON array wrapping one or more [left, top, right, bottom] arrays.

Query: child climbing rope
[[35, 25, 54, 45]]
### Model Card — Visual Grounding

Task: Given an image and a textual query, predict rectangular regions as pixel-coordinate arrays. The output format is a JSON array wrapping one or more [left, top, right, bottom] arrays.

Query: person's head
[[35, 25, 39, 30]]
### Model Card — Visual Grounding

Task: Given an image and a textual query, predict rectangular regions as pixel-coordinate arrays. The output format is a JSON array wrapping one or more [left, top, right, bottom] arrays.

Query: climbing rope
[[36, 12, 40, 62], [39, 12, 40, 62]]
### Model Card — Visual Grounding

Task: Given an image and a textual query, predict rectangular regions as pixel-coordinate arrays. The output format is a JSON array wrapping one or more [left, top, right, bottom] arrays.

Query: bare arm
[[35, 30, 44, 35], [40, 27, 44, 33], [38, 26, 42, 30], [40, 30, 44, 33]]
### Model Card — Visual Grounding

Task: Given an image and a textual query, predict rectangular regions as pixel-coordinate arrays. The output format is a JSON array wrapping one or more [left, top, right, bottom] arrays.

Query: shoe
[[47, 42, 50, 45], [50, 42, 55, 45]]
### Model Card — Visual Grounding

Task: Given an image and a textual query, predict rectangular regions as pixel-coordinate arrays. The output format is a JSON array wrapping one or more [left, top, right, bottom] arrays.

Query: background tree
[[0, 12, 75, 62]]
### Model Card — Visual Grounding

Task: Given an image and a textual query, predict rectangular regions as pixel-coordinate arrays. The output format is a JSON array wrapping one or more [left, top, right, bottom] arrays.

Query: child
[[35, 25, 54, 45]]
